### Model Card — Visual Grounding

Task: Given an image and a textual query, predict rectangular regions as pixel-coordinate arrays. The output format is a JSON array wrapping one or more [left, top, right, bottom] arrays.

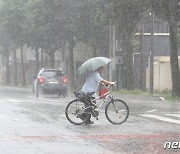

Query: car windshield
[[41, 71, 64, 78]]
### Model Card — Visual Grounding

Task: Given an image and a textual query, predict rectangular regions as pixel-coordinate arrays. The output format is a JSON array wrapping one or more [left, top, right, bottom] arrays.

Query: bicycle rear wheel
[[65, 99, 90, 125], [105, 99, 129, 125]]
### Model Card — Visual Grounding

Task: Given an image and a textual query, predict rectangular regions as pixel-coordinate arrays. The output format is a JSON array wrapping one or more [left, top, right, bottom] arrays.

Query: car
[[33, 68, 68, 98]]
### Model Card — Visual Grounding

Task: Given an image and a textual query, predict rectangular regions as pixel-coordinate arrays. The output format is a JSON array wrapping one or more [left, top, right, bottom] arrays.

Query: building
[[133, 17, 180, 91], [146, 56, 180, 91]]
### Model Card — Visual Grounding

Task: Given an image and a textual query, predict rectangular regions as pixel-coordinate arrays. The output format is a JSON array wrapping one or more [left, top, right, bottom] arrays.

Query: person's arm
[[95, 71, 115, 86], [100, 80, 115, 86]]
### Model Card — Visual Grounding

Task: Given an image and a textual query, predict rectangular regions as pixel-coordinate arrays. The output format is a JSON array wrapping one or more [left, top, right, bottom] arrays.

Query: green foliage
[[109, 0, 149, 31], [114, 89, 147, 95], [26, 0, 63, 51], [153, 0, 180, 22], [115, 89, 180, 101], [131, 33, 140, 52], [0, 0, 28, 47], [76, 1, 109, 53], [0, 0, 149, 56], [107, 0, 150, 90], [154, 89, 180, 101], [26, 0, 84, 52]]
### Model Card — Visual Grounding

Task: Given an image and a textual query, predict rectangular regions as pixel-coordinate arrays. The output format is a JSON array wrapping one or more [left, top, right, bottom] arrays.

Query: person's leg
[[84, 99, 94, 124]]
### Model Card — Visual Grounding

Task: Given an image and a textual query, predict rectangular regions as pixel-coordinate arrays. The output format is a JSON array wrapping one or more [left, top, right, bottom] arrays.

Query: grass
[[114, 89, 180, 102], [114, 89, 148, 95], [153, 90, 180, 101]]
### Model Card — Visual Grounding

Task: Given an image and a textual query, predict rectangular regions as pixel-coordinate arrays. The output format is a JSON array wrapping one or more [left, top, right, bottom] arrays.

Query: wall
[[146, 56, 180, 91]]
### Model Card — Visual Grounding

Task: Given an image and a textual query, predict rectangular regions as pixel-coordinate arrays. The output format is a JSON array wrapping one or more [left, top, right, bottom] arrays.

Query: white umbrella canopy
[[78, 57, 112, 75]]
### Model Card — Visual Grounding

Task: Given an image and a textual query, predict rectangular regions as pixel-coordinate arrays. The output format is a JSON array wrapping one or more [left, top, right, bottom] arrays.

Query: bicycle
[[65, 83, 129, 125]]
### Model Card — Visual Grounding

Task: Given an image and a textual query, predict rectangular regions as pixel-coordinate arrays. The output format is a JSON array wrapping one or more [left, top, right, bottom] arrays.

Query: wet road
[[0, 87, 179, 154]]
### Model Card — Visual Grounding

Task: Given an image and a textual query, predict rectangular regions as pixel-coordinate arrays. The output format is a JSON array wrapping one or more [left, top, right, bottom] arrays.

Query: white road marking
[[7, 100, 24, 102], [147, 109, 157, 113], [139, 114, 180, 124], [13, 118, 20, 121], [165, 114, 180, 118], [0, 99, 24, 103]]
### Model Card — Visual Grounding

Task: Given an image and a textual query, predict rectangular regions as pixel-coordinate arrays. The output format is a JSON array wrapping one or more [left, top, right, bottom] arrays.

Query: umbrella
[[78, 57, 112, 75]]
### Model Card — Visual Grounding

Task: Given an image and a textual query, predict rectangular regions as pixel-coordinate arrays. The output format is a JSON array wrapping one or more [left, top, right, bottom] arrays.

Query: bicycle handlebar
[[102, 81, 116, 89]]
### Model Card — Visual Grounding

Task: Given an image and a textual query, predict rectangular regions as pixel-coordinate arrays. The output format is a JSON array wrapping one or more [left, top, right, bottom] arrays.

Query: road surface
[[0, 87, 179, 153]]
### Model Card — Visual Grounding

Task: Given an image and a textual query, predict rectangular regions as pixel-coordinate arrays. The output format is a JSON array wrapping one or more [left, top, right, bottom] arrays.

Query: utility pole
[[109, 18, 112, 81], [109, 18, 116, 82], [149, 1, 154, 95], [112, 24, 116, 71], [140, 19, 144, 91]]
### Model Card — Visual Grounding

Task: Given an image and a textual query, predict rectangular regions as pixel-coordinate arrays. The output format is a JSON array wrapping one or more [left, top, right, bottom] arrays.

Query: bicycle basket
[[99, 88, 108, 99]]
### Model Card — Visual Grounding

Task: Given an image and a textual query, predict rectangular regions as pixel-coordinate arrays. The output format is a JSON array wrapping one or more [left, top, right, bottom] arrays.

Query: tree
[[0, 0, 29, 87], [109, 0, 149, 90], [0, 30, 11, 85], [26, 0, 62, 70], [26, 0, 81, 89], [153, 0, 180, 97], [76, 1, 109, 56]]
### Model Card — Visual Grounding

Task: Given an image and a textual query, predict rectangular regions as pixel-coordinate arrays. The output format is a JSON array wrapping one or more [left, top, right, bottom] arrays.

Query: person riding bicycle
[[81, 66, 115, 124]]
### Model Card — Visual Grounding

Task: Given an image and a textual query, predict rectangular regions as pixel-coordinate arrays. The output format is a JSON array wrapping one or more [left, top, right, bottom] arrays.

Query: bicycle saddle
[[86, 92, 95, 96]]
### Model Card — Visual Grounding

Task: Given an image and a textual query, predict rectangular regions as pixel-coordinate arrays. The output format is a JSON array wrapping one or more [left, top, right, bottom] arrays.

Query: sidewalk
[[0, 86, 31, 94]]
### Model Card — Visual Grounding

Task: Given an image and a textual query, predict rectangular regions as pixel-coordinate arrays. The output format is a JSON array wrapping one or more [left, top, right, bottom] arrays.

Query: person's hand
[[110, 81, 116, 85], [101, 82, 106, 86]]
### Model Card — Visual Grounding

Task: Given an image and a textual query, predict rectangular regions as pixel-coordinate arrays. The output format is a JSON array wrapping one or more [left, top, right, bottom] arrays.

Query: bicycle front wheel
[[65, 99, 90, 125], [105, 99, 129, 125]]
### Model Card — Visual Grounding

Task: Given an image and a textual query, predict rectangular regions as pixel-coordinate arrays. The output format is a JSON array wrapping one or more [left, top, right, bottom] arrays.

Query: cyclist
[[81, 66, 115, 124]]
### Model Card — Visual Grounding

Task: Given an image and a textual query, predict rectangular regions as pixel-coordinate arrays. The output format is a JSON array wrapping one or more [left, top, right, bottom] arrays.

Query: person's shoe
[[84, 120, 94, 124]]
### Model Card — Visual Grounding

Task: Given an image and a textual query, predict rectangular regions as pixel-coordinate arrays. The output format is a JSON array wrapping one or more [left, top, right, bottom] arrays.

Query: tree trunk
[[121, 33, 127, 89], [49, 51, 55, 68], [124, 30, 134, 90], [68, 38, 75, 90], [5, 53, 10, 85], [13, 48, 18, 86], [41, 49, 44, 68], [62, 40, 67, 73], [35, 49, 40, 74], [140, 20, 145, 91], [169, 22, 180, 97], [20, 45, 26, 87]]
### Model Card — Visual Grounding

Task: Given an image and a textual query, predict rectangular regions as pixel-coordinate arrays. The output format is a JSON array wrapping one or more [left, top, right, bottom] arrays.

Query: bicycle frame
[[89, 85, 114, 111]]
